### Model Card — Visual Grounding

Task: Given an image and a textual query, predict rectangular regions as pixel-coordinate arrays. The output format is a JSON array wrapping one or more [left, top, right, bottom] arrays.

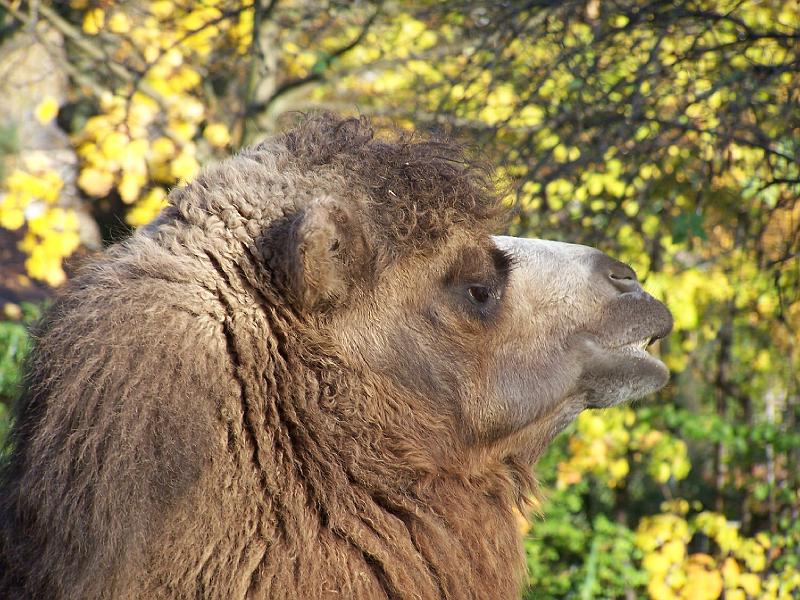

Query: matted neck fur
[[0, 114, 672, 599]]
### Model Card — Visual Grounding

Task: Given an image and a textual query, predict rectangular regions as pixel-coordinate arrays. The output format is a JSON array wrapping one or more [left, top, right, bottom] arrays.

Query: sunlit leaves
[[557, 409, 690, 489], [635, 504, 799, 600], [0, 165, 78, 286], [0, 0, 390, 288], [65, 1, 256, 233]]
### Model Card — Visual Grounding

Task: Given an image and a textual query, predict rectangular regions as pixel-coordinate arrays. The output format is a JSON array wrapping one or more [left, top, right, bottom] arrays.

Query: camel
[[0, 114, 672, 599]]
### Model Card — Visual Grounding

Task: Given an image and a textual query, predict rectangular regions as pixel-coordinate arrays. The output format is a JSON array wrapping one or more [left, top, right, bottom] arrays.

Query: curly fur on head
[[0, 114, 533, 600], [275, 114, 506, 251]]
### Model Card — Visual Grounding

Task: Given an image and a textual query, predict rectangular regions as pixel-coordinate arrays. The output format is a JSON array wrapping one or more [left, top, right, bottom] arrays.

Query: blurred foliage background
[[0, 1, 798, 598]]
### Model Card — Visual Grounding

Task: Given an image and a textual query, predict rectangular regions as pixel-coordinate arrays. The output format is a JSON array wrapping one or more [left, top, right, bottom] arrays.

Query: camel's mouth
[[577, 291, 673, 404], [574, 299, 672, 408]]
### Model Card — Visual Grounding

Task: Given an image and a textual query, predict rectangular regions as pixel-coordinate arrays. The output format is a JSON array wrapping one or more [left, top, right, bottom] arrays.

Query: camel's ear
[[263, 196, 365, 310]]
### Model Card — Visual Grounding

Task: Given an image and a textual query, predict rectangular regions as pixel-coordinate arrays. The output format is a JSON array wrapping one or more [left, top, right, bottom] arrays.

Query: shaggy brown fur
[[0, 115, 527, 599], [0, 114, 672, 600]]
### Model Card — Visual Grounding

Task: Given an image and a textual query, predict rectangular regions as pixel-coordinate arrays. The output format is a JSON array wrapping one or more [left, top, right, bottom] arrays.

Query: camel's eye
[[467, 285, 492, 305], [444, 246, 508, 319]]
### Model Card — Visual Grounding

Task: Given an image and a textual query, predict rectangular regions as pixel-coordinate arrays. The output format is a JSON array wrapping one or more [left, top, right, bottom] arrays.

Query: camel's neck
[[265, 468, 528, 600], [214, 309, 531, 599], [397, 475, 528, 599]]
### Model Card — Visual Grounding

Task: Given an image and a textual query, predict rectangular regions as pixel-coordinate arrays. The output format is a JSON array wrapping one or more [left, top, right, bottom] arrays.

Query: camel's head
[[268, 209, 671, 464], [482, 235, 673, 450], [330, 231, 671, 455], [254, 115, 673, 465]]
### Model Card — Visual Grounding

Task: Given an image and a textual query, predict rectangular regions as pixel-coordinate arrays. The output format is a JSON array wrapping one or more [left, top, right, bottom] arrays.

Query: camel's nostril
[[592, 253, 641, 293], [609, 272, 632, 280], [609, 271, 635, 283], [608, 265, 640, 292]]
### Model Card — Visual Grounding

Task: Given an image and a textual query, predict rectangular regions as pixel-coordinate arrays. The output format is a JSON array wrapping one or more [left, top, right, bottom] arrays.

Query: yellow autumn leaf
[[176, 97, 205, 122], [82, 7, 105, 35], [100, 131, 129, 161], [108, 12, 131, 34], [49, 207, 79, 232], [642, 552, 672, 575], [25, 247, 66, 287], [78, 167, 115, 197], [27, 214, 52, 237], [739, 573, 761, 596], [663, 539, 687, 564], [609, 457, 629, 481], [170, 152, 200, 182], [683, 556, 723, 599], [648, 580, 679, 600], [586, 173, 604, 196], [34, 97, 59, 124], [41, 230, 80, 257], [605, 176, 627, 197], [121, 140, 149, 175], [516, 104, 544, 126], [126, 187, 168, 227], [204, 123, 231, 148], [0, 206, 25, 230], [118, 171, 143, 204], [553, 144, 569, 163], [150, 0, 174, 19], [150, 137, 177, 163], [168, 121, 197, 143], [721, 556, 741, 585]]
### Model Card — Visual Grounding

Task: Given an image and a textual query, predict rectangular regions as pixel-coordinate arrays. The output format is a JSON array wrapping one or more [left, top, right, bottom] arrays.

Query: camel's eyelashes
[[491, 247, 514, 278]]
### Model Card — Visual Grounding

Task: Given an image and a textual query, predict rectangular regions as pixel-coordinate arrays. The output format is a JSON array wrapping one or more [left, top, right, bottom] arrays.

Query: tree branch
[[246, 3, 383, 117]]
